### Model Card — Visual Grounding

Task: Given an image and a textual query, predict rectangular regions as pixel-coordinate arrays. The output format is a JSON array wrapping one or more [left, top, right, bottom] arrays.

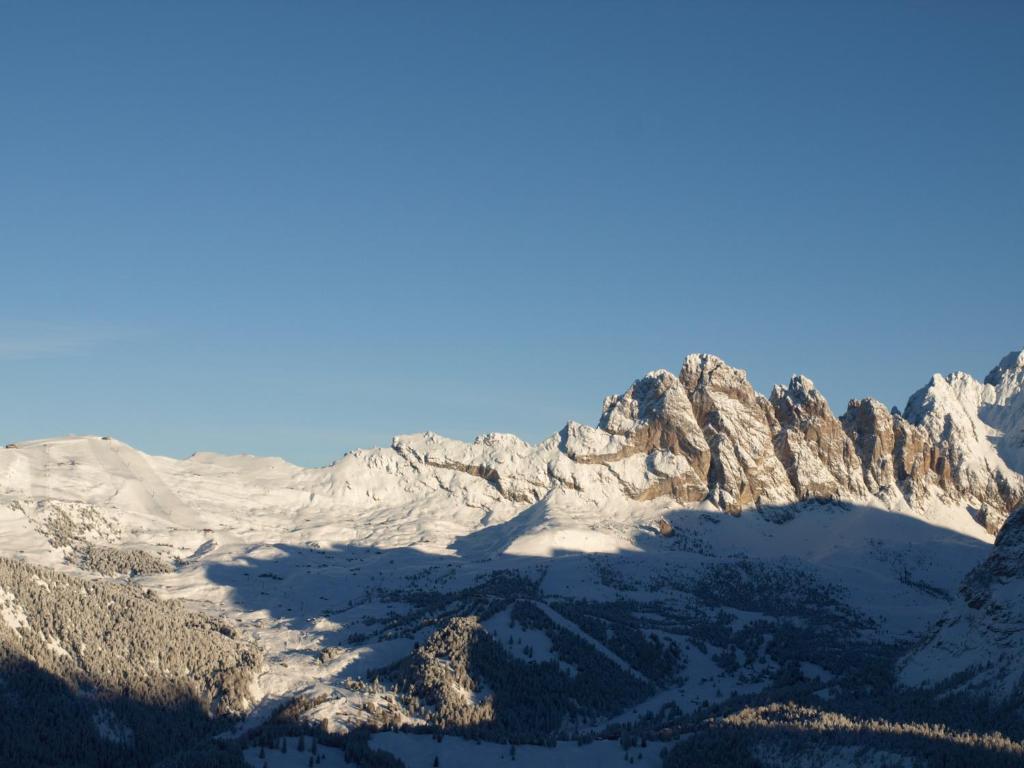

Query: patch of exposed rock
[[840, 398, 947, 510], [771, 375, 866, 501], [678, 354, 796, 512]]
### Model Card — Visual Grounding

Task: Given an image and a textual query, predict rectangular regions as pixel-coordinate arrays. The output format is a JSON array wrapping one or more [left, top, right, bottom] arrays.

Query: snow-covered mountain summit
[[4, 349, 1024, 766], [2, 350, 1022, 564], [395, 348, 1024, 536], [903, 352, 1024, 531]]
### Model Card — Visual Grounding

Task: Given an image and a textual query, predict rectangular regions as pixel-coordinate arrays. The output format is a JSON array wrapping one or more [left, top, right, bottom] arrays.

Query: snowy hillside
[[2, 350, 1024, 767], [901, 505, 1024, 702]]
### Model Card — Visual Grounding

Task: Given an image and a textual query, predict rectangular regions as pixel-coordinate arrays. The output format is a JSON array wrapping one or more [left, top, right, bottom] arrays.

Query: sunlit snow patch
[[502, 528, 640, 557]]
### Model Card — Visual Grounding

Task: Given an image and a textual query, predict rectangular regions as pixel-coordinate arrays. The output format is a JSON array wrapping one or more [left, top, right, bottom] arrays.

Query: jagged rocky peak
[[679, 354, 796, 512], [984, 349, 1024, 398], [599, 369, 681, 434], [769, 374, 819, 415], [981, 349, 1024, 476], [840, 397, 948, 509], [770, 375, 867, 501], [594, 368, 709, 469], [679, 353, 763, 414], [840, 398, 898, 495], [900, 353, 1024, 532], [387, 348, 1024, 531], [582, 349, 1024, 524], [905, 371, 987, 427]]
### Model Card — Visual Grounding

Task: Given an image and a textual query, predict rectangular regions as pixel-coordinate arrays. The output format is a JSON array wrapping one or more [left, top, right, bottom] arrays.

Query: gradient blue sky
[[2, 2, 1022, 467]]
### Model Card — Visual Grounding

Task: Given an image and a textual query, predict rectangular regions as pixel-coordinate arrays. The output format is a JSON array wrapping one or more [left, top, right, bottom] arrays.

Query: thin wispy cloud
[[0, 324, 124, 360]]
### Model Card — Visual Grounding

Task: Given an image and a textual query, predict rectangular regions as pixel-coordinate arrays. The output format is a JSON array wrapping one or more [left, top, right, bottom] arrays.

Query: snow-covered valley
[[3, 351, 1024, 767]]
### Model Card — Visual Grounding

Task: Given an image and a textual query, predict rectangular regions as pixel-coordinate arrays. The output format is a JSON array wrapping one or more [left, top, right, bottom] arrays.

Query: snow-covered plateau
[[3, 351, 1024, 767]]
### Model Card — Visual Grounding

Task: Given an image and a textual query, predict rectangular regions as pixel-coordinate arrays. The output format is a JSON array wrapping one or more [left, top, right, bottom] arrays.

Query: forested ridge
[[0, 557, 261, 767]]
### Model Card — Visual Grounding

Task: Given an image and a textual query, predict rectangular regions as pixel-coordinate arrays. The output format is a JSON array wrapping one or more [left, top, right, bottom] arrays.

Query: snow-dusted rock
[[680, 354, 796, 512], [839, 397, 939, 510], [771, 375, 867, 501], [379, 348, 1024, 527], [595, 369, 710, 472], [840, 398, 899, 496], [903, 365, 1024, 532], [560, 421, 629, 463], [392, 431, 556, 504]]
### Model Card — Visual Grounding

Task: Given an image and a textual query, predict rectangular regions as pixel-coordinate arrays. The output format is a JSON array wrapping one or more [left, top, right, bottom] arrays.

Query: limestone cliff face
[[677, 354, 796, 512], [566, 354, 802, 512], [840, 398, 950, 511], [771, 375, 866, 501], [405, 349, 1024, 530], [565, 349, 1024, 528], [840, 398, 898, 496], [595, 368, 711, 477]]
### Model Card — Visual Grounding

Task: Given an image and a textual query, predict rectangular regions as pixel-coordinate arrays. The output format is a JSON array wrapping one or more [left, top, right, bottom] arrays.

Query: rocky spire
[[902, 362, 1024, 532], [390, 348, 1024, 532], [770, 375, 867, 501], [679, 354, 796, 512]]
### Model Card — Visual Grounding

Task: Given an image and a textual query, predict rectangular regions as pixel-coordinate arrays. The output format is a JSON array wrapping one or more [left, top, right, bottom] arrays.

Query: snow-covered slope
[[983, 350, 1024, 474], [901, 504, 1024, 702], [2, 349, 1024, 765]]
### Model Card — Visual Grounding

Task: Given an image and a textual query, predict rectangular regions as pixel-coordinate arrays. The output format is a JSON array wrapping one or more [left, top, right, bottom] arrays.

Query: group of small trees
[[662, 702, 1024, 768], [0, 556, 263, 767]]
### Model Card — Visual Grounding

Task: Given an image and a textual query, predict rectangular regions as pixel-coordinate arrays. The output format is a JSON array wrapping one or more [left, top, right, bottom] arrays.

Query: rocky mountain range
[[395, 349, 1024, 533], [2, 349, 1023, 767]]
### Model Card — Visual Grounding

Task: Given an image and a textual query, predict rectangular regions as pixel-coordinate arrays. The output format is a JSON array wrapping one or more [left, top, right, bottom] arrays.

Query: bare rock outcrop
[[840, 398, 947, 509], [771, 376, 866, 501], [564, 369, 710, 503], [840, 398, 898, 496], [680, 354, 796, 512], [587, 370, 710, 471], [383, 349, 1024, 532]]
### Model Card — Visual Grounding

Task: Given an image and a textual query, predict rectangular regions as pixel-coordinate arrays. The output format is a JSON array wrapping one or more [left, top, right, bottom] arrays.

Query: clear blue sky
[[1, 2, 1022, 466]]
